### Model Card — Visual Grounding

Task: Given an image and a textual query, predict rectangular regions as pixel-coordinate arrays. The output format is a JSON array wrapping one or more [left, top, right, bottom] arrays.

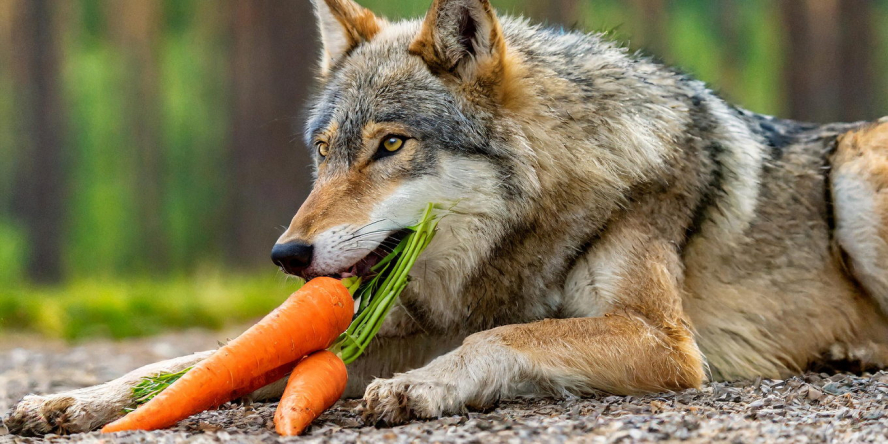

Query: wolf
[[7, 0, 888, 435]]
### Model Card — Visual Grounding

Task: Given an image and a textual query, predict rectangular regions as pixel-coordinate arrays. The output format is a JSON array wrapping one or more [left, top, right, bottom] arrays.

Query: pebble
[[4, 332, 888, 443]]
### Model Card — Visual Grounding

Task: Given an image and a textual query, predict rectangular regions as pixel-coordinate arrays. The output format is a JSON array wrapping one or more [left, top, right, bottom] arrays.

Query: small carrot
[[274, 350, 347, 436], [102, 277, 353, 433]]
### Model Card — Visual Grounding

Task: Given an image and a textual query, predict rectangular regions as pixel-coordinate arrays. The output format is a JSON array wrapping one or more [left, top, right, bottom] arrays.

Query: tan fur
[[830, 121, 888, 315], [501, 212, 707, 396], [409, 0, 503, 73], [679, 125, 888, 381], [315, 0, 386, 75], [835, 122, 888, 239], [409, 0, 522, 107], [361, 122, 413, 145], [280, 168, 400, 242], [326, 0, 384, 46]]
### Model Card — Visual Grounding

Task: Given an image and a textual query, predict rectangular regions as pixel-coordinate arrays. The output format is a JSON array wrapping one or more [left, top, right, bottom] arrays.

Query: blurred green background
[[2, 0, 887, 340]]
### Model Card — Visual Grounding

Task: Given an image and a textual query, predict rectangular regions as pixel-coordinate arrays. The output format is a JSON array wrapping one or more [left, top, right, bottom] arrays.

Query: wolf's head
[[273, 0, 534, 280]]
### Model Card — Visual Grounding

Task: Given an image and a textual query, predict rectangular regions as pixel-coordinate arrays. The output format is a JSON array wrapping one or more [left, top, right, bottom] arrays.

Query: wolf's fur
[[6, 0, 888, 435]]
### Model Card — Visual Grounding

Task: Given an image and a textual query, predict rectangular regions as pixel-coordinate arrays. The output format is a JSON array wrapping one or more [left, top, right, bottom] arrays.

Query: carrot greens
[[331, 203, 438, 364]]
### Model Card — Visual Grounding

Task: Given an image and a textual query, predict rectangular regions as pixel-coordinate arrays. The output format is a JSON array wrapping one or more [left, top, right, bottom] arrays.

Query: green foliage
[[0, 62, 16, 217], [666, 3, 724, 93], [738, 0, 785, 116], [0, 222, 27, 288], [60, 2, 233, 278], [159, 15, 229, 271], [579, 0, 631, 40], [361, 0, 436, 19], [63, 43, 141, 277], [0, 271, 304, 340]]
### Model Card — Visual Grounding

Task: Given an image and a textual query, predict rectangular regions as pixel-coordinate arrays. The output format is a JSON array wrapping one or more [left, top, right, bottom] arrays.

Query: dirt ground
[[2, 330, 888, 443]]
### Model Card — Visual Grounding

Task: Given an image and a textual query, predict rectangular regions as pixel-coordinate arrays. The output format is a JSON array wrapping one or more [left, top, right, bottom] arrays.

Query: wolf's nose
[[271, 242, 314, 275]]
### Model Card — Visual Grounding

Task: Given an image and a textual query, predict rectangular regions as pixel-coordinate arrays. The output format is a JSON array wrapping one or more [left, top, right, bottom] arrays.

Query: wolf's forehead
[[307, 41, 450, 141]]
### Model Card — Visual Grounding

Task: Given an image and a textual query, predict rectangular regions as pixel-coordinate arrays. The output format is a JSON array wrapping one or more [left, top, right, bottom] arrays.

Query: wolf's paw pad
[[362, 374, 462, 426], [2, 394, 89, 436]]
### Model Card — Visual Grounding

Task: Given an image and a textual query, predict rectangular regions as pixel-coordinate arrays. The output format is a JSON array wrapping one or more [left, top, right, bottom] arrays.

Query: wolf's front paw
[[3, 394, 100, 436], [4, 386, 132, 436], [362, 373, 464, 425]]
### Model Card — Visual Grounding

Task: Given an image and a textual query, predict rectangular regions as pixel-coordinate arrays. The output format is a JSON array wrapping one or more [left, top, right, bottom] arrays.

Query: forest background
[[2, 0, 886, 339]]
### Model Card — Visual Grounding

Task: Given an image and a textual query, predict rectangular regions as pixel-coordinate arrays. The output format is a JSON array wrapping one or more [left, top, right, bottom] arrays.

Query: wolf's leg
[[363, 223, 706, 425], [4, 351, 212, 436]]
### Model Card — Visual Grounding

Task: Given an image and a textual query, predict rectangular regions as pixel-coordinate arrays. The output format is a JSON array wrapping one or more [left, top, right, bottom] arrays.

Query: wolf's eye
[[382, 136, 404, 152], [374, 135, 405, 160], [316, 141, 329, 157]]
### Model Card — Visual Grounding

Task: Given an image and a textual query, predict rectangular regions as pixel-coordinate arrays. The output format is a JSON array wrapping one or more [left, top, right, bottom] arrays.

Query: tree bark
[[837, 0, 876, 122], [781, 0, 843, 123], [527, 0, 582, 29], [626, 0, 668, 58], [105, 0, 167, 272], [716, 0, 741, 97], [10, 0, 67, 282], [227, 0, 316, 269]]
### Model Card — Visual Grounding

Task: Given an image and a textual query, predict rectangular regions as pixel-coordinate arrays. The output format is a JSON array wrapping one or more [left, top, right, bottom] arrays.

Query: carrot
[[127, 361, 294, 413], [105, 204, 440, 435], [274, 350, 347, 436], [272, 204, 438, 435], [102, 277, 353, 433]]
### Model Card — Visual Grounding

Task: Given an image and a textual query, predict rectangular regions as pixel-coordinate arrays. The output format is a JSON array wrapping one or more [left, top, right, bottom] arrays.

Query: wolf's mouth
[[324, 229, 410, 280]]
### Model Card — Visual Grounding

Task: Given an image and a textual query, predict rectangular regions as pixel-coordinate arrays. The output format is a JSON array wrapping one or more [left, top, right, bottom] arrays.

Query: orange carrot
[[102, 277, 353, 433], [274, 350, 348, 436]]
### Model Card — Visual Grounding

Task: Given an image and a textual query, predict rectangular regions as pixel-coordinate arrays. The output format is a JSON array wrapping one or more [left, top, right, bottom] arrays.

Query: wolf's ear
[[313, 0, 385, 75], [409, 0, 507, 80]]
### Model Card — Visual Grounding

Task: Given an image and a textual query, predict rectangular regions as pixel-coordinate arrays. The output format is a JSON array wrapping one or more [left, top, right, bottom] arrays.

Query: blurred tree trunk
[[837, 0, 876, 122], [716, 0, 741, 97], [780, 0, 843, 123], [527, 0, 582, 29], [227, 0, 315, 268], [626, 0, 667, 58], [105, 0, 167, 272], [782, 0, 877, 123], [10, 0, 66, 282], [0, 0, 18, 214]]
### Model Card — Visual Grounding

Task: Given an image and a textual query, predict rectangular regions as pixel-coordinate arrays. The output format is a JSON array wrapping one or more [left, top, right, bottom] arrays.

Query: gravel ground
[[2, 330, 888, 443]]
